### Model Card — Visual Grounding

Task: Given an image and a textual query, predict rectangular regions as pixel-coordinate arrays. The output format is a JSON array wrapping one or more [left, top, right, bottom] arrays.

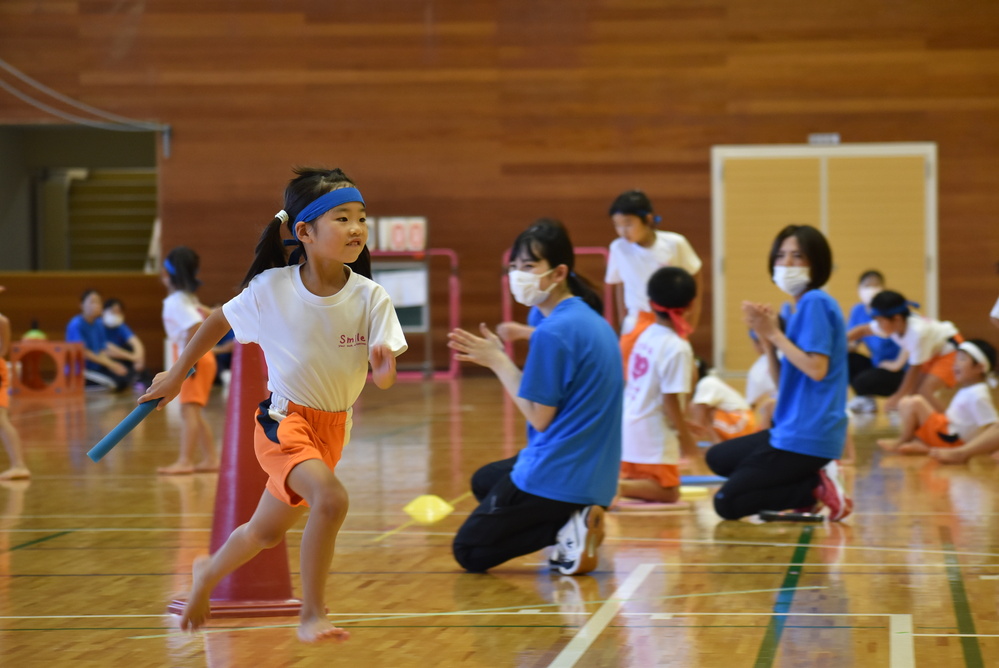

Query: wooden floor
[[2, 378, 999, 667]]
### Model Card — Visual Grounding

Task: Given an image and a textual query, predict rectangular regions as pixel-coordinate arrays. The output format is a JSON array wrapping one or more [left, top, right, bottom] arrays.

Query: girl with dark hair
[[157, 246, 219, 475], [140, 167, 407, 642], [447, 220, 622, 576], [605, 190, 702, 373], [496, 218, 604, 343], [617, 267, 698, 506], [705, 224, 852, 521]]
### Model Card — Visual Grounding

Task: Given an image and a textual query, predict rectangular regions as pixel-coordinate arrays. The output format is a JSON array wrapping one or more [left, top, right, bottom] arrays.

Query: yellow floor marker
[[403, 494, 455, 524], [679, 485, 710, 500]]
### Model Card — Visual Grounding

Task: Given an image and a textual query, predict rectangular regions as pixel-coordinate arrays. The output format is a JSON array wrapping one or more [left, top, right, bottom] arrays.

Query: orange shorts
[[621, 310, 656, 376], [254, 398, 349, 507], [0, 362, 9, 409], [915, 412, 964, 449], [920, 335, 962, 388], [712, 409, 758, 441], [620, 461, 680, 489], [179, 350, 217, 406]]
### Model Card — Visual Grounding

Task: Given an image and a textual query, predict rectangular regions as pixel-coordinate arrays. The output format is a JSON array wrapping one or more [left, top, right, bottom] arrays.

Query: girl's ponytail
[[240, 215, 287, 289], [567, 272, 603, 315]]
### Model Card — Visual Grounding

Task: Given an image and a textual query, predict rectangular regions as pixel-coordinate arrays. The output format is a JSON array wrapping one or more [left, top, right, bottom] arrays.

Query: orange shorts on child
[[0, 362, 9, 409], [620, 461, 680, 489], [620, 310, 656, 376], [712, 409, 758, 441], [254, 398, 349, 507], [915, 412, 964, 449], [921, 335, 962, 388], [179, 350, 217, 406]]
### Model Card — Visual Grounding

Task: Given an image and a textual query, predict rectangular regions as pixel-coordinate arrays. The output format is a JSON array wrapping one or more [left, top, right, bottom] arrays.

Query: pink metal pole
[[371, 249, 461, 380]]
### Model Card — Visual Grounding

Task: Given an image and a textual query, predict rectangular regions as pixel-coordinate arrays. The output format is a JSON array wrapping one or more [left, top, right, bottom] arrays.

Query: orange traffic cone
[[168, 342, 301, 618]]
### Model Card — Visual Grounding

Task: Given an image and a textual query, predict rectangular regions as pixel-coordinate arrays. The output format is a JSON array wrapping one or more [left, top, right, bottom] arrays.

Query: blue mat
[[680, 475, 726, 486]]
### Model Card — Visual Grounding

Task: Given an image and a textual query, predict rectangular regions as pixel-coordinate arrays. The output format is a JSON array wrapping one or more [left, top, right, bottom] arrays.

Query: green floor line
[[6, 531, 72, 553], [753, 524, 814, 668], [939, 526, 985, 668]]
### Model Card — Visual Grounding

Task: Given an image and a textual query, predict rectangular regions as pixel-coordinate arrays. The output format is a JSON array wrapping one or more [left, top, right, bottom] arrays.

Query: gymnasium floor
[[2, 378, 998, 667]]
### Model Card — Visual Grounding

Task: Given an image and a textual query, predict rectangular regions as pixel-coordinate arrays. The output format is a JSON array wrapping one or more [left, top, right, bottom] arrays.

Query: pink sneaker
[[814, 461, 853, 521]]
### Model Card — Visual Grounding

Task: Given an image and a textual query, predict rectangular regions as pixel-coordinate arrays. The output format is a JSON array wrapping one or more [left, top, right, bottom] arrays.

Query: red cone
[[168, 342, 301, 618]]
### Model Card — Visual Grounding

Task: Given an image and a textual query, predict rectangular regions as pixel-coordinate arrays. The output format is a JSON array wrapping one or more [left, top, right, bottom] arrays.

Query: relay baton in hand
[[87, 369, 193, 462]]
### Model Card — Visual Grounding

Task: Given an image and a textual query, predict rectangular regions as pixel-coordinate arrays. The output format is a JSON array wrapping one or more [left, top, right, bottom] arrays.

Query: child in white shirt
[[879, 340, 997, 455], [618, 266, 697, 504], [689, 358, 758, 444]]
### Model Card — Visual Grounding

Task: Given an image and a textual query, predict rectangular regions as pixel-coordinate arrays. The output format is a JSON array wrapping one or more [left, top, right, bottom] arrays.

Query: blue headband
[[163, 258, 176, 276], [293, 187, 365, 240], [871, 301, 920, 318]]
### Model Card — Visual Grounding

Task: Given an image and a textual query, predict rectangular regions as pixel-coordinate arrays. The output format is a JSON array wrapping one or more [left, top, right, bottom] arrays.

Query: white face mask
[[858, 286, 881, 307], [509, 268, 556, 307], [102, 313, 124, 328], [772, 266, 811, 297]]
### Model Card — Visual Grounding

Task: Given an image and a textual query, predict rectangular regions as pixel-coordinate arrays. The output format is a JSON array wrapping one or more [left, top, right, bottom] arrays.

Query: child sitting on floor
[[618, 266, 697, 505], [878, 340, 998, 455], [688, 358, 758, 445]]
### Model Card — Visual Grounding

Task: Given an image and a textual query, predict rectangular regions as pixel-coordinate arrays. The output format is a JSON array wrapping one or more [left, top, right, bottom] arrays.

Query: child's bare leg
[[878, 396, 931, 451], [931, 423, 999, 464], [159, 404, 201, 474], [917, 374, 947, 413], [0, 409, 28, 480], [618, 478, 680, 503], [194, 411, 218, 471], [286, 460, 350, 643], [180, 490, 304, 631]]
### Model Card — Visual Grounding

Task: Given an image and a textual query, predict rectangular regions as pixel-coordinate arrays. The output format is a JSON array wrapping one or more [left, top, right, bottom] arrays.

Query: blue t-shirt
[[771, 290, 848, 459], [527, 306, 544, 328], [847, 302, 902, 367], [104, 323, 135, 349], [66, 315, 109, 371], [512, 297, 623, 506]]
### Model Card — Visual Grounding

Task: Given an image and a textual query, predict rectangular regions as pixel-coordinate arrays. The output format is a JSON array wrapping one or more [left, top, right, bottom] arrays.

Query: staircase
[[67, 169, 157, 271]]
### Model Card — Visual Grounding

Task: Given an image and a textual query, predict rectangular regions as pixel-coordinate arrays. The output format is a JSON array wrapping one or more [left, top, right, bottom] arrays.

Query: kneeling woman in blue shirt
[[448, 221, 623, 575], [707, 224, 853, 521]]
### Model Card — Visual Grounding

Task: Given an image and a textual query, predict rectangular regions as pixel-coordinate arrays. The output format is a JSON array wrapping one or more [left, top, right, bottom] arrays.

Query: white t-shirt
[[991, 295, 999, 320], [222, 265, 408, 413], [622, 323, 693, 464], [605, 230, 702, 333], [946, 382, 998, 441], [162, 291, 205, 355], [871, 315, 959, 366], [745, 354, 777, 407], [693, 375, 751, 412]]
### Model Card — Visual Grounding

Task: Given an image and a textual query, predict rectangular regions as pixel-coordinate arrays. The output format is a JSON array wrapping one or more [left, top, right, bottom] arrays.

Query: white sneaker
[[549, 506, 605, 575], [847, 396, 877, 414]]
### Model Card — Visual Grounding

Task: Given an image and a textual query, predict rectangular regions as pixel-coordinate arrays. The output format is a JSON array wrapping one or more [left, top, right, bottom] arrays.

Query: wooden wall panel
[[2, 0, 999, 373]]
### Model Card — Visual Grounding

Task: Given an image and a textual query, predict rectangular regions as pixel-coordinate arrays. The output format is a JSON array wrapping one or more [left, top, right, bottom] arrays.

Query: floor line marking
[[128, 584, 824, 640], [940, 526, 985, 668], [546, 563, 656, 668], [889, 614, 916, 668], [613, 535, 999, 559], [5, 531, 73, 553], [753, 525, 813, 668]]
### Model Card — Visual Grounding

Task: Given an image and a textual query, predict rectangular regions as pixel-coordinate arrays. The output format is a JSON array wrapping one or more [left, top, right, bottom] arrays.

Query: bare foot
[[877, 438, 901, 452], [179, 555, 212, 632], [297, 615, 350, 643], [929, 448, 971, 465], [158, 462, 195, 475], [193, 460, 219, 473], [0, 467, 30, 481], [897, 441, 930, 455]]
